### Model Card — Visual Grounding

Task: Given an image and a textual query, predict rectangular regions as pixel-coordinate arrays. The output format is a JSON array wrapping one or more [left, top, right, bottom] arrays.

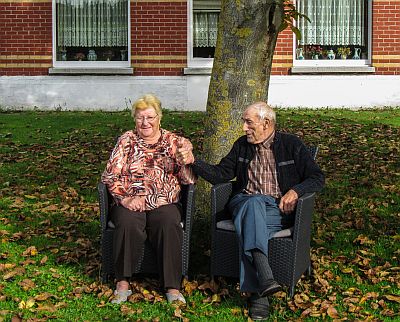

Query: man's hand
[[120, 196, 146, 212], [176, 138, 195, 165], [279, 189, 298, 214]]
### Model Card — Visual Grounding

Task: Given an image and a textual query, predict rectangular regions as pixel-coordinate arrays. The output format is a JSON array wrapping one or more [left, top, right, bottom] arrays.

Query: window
[[193, 0, 220, 58], [53, 0, 130, 67], [188, 0, 220, 68], [295, 0, 370, 65]]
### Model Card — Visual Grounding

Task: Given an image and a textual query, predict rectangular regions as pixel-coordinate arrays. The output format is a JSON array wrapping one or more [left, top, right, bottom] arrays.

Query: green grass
[[0, 108, 399, 321]]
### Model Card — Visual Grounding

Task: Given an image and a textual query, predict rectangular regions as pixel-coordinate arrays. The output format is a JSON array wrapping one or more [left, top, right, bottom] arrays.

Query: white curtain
[[297, 0, 365, 45], [193, 12, 219, 47], [57, 0, 128, 47]]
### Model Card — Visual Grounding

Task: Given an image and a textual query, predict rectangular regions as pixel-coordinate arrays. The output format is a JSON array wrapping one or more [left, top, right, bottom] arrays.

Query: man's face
[[242, 107, 269, 144]]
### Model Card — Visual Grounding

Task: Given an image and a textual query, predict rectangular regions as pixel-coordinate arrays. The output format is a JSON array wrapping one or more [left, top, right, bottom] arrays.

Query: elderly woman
[[101, 94, 196, 304]]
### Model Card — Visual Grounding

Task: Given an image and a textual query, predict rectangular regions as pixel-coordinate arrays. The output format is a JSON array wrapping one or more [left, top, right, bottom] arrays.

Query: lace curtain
[[57, 0, 128, 47], [193, 12, 219, 47], [297, 0, 365, 46]]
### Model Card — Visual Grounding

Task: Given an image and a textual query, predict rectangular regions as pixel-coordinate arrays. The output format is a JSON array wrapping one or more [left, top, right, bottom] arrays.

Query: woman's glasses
[[136, 115, 159, 123]]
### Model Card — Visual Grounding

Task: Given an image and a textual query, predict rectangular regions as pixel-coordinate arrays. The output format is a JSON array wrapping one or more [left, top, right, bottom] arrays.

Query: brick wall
[[272, 28, 293, 75], [0, 0, 399, 77], [131, 0, 187, 76], [372, 0, 400, 75], [0, 0, 52, 76]]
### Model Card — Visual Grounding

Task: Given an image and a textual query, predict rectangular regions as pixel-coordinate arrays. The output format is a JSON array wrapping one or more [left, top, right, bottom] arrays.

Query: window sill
[[184, 67, 212, 75], [291, 66, 375, 74], [48, 67, 134, 75]]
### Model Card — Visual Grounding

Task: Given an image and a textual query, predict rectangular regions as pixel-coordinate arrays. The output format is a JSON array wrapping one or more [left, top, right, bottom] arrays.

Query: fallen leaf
[[22, 246, 38, 257], [120, 304, 135, 315], [183, 279, 198, 295], [211, 293, 221, 303], [383, 294, 400, 303], [36, 303, 57, 313], [327, 305, 339, 318], [18, 298, 35, 309], [40, 255, 48, 265], [231, 307, 242, 315], [34, 292, 56, 301], [11, 316, 22, 322], [24, 195, 37, 200], [174, 307, 182, 318], [3, 268, 25, 280], [0, 263, 15, 272], [18, 279, 36, 291]]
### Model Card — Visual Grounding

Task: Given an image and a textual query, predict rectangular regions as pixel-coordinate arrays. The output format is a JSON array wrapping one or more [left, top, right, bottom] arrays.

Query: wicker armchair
[[98, 182, 196, 283], [210, 146, 318, 298]]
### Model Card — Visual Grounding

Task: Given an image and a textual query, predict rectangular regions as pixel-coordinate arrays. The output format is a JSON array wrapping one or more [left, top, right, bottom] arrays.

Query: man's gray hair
[[252, 102, 276, 123]]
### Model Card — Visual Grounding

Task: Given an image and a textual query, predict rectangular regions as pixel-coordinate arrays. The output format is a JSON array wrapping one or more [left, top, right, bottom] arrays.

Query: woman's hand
[[120, 196, 146, 212], [176, 138, 195, 165]]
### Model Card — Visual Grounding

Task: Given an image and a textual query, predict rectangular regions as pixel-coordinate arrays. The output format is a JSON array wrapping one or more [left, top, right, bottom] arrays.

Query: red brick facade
[[371, 0, 400, 75], [0, 0, 399, 76], [0, 0, 52, 76], [131, 0, 187, 76]]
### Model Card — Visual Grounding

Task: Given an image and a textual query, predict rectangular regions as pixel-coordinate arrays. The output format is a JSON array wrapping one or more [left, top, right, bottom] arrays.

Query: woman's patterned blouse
[[101, 129, 196, 210]]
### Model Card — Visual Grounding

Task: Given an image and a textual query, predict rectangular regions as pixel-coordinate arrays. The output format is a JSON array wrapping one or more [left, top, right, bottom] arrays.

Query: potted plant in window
[[74, 52, 85, 61], [308, 45, 322, 60], [337, 47, 351, 60]]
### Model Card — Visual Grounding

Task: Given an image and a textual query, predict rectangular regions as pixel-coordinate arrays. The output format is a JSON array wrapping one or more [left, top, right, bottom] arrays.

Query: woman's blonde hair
[[131, 94, 163, 120]]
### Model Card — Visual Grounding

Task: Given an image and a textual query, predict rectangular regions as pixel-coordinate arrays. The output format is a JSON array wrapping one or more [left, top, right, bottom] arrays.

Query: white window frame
[[292, 0, 372, 67], [52, 0, 131, 68], [187, 0, 216, 69]]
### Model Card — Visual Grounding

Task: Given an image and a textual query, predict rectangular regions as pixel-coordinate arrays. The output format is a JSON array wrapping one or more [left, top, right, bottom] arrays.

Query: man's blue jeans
[[228, 193, 290, 292]]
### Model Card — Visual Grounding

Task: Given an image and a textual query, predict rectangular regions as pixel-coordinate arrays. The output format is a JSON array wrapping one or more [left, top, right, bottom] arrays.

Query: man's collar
[[259, 131, 275, 148]]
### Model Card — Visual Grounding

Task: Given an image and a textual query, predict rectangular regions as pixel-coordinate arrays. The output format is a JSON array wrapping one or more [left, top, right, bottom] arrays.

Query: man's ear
[[263, 119, 270, 129]]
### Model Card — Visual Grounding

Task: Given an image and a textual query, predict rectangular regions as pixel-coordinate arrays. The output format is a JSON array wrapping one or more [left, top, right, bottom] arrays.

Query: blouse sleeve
[[177, 164, 197, 185], [101, 134, 131, 202]]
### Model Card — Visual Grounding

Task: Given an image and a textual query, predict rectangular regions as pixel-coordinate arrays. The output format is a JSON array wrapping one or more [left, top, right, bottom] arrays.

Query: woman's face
[[135, 107, 160, 141]]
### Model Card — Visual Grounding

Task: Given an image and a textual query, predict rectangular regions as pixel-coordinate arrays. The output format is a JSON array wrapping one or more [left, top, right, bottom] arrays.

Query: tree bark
[[204, 0, 284, 163]]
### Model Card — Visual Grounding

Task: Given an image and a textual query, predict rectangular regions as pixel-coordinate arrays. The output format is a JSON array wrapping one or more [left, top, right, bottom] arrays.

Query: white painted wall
[[0, 75, 399, 111], [0, 76, 188, 111], [269, 75, 400, 109]]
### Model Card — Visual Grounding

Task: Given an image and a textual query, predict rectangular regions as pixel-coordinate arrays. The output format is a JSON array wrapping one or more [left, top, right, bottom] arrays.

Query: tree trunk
[[204, 0, 284, 163]]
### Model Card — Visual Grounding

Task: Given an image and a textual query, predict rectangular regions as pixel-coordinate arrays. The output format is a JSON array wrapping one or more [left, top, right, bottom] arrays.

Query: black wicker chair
[[210, 146, 318, 298], [98, 182, 196, 283]]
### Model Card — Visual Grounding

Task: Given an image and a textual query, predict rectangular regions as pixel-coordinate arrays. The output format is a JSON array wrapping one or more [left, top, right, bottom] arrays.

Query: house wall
[[0, 0, 52, 76], [0, 0, 400, 110], [131, 0, 187, 76], [271, 0, 400, 76], [371, 0, 400, 75], [272, 29, 293, 75]]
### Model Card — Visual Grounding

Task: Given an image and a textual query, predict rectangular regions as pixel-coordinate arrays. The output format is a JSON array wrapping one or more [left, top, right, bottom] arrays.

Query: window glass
[[296, 0, 368, 61], [55, 0, 129, 63], [193, 0, 220, 58]]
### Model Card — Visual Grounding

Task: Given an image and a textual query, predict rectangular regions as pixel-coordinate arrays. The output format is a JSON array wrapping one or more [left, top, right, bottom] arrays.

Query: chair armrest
[[211, 182, 233, 228], [306, 145, 318, 160], [180, 184, 196, 232], [98, 182, 109, 232], [292, 192, 315, 245]]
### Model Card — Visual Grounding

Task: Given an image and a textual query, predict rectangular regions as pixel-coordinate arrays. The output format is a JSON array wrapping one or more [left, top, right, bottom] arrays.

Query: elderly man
[[178, 102, 324, 320]]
